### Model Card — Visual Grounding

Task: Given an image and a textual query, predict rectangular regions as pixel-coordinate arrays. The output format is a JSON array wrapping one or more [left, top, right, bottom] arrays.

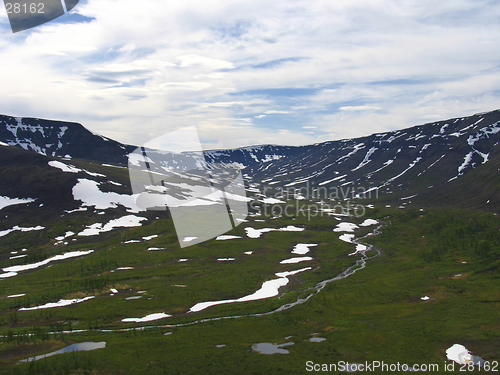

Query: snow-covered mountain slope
[[241, 109, 500, 210], [0, 144, 168, 256], [0, 115, 135, 164], [0, 114, 295, 170], [203, 144, 299, 170], [1, 109, 499, 213], [0, 108, 498, 274]]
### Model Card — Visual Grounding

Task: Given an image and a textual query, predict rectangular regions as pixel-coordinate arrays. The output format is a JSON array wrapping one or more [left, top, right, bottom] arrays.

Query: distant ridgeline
[[0, 115, 135, 165], [0, 110, 499, 211], [239, 109, 500, 211]]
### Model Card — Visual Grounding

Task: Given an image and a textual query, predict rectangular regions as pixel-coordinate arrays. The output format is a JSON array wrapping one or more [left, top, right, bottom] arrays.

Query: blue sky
[[1, 0, 500, 149]]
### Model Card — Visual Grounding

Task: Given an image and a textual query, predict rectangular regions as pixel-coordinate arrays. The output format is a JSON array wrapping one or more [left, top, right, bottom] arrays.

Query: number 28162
[[5, 3, 45, 14]]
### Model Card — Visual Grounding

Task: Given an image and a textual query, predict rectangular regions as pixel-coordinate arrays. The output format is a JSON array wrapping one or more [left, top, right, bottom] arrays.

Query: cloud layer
[[1, 0, 499, 149]]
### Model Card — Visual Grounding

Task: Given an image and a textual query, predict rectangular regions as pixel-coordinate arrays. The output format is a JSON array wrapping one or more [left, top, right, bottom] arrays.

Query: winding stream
[[20, 225, 384, 336]]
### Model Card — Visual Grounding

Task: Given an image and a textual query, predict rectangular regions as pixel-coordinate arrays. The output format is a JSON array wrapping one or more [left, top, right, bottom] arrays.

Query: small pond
[[19, 342, 106, 362], [252, 342, 294, 354], [309, 337, 326, 342]]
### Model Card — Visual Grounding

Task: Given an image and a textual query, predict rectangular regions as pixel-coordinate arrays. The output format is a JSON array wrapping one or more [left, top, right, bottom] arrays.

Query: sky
[[0, 0, 500, 150]]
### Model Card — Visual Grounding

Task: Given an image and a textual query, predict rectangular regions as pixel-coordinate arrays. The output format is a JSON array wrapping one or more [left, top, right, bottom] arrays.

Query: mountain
[[1, 109, 500, 214], [0, 115, 135, 164], [238, 109, 500, 211], [1, 110, 499, 374]]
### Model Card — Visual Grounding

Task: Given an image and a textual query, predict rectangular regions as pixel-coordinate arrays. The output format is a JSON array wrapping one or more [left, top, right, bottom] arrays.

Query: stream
[[19, 225, 384, 336]]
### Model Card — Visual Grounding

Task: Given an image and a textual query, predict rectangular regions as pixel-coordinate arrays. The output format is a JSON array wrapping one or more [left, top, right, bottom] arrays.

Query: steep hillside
[[0, 115, 135, 164], [1, 110, 500, 213], [242, 109, 500, 211]]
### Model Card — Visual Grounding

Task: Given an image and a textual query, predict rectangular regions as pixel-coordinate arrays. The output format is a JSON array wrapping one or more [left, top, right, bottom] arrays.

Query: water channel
[[24, 226, 383, 336]]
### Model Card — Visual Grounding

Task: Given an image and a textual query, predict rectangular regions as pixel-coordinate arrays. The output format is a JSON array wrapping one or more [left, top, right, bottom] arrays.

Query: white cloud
[[0, 0, 499, 148], [339, 106, 382, 111], [264, 110, 290, 114]]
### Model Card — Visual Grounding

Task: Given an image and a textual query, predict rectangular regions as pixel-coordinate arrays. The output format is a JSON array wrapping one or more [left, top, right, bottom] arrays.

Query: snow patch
[[333, 222, 359, 232], [0, 196, 35, 210], [122, 313, 171, 323], [351, 147, 378, 171], [189, 267, 312, 313], [7, 293, 26, 298], [3, 250, 94, 273], [279, 256, 313, 264], [359, 219, 378, 226], [339, 234, 355, 243], [245, 225, 304, 238], [72, 179, 142, 213], [78, 215, 147, 236], [216, 235, 242, 240], [261, 197, 286, 204], [19, 296, 95, 311], [0, 225, 45, 238], [292, 244, 318, 255]]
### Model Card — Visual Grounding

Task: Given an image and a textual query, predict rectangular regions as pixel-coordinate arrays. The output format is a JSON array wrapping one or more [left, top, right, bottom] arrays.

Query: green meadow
[[0, 205, 499, 374]]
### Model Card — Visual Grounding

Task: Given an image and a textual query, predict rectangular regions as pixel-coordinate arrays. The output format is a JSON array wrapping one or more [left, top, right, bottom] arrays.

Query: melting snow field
[[245, 227, 275, 238], [0, 225, 44, 238], [3, 250, 94, 274], [292, 244, 317, 255], [189, 267, 311, 313], [72, 179, 142, 213], [48, 161, 107, 178], [18, 296, 95, 311], [216, 235, 242, 240], [7, 294, 26, 298], [333, 222, 359, 232], [0, 272, 18, 279], [122, 313, 171, 323], [261, 197, 286, 204], [0, 196, 35, 210], [55, 231, 74, 241], [446, 344, 484, 367], [348, 244, 367, 256], [245, 225, 304, 238], [48, 160, 81, 173], [339, 234, 355, 243], [359, 219, 378, 226], [280, 257, 313, 264], [78, 215, 147, 236], [446, 344, 471, 364]]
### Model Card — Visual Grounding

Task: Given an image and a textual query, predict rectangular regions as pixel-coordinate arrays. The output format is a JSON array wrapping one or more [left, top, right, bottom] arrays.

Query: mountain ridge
[[0, 114, 136, 165], [1, 109, 499, 212]]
